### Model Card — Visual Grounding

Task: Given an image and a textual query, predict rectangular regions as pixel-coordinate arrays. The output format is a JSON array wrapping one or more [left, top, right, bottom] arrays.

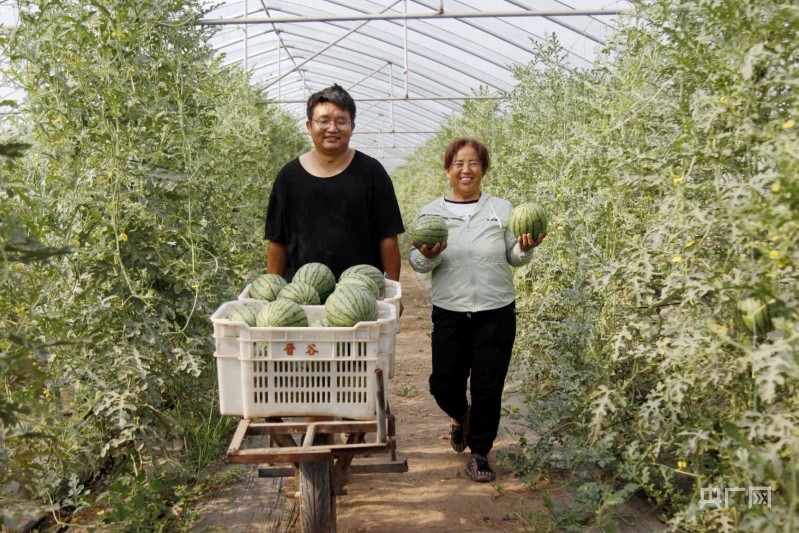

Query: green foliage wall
[[392, 0, 798, 530], [1, 0, 307, 525]]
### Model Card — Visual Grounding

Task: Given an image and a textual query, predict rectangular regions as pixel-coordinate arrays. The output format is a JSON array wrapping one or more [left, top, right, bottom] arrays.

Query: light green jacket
[[408, 193, 534, 312]]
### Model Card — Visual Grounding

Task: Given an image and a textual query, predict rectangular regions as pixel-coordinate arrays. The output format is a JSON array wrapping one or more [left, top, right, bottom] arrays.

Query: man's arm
[[266, 241, 288, 277], [379, 235, 401, 281]]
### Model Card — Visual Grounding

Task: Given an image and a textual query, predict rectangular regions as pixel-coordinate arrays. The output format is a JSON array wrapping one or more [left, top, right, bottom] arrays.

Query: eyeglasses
[[311, 118, 352, 130]]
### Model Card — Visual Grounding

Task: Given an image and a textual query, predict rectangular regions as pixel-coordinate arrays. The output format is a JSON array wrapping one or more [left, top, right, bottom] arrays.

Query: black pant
[[429, 302, 516, 456]]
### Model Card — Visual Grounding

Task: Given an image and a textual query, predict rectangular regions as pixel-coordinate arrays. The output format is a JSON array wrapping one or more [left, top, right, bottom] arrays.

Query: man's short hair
[[306, 84, 356, 121]]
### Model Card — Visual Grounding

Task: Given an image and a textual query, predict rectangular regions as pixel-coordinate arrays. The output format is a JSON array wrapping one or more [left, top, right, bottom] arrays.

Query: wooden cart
[[226, 368, 407, 532]]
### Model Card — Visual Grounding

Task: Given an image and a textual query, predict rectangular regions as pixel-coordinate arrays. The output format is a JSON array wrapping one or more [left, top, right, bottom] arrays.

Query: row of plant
[[392, 0, 798, 530], [1, 0, 307, 528]]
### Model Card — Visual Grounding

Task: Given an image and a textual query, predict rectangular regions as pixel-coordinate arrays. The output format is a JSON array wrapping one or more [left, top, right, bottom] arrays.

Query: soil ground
[[191, 269, 666, 532]]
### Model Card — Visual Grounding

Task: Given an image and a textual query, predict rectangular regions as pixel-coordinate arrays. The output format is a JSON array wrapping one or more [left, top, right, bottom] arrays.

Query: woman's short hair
[[306, 84, 356, 121], [443, 137, 490, 171]]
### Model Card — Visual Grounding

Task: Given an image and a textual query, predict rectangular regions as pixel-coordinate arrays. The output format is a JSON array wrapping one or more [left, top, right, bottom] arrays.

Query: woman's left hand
[[518, 232, 546, 252]]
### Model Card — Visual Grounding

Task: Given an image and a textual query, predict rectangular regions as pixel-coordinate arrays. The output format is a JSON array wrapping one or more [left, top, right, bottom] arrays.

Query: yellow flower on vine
[[672, 175, 685, 184], [771, 183, 781, 193], [769, 250, 780, 260], [119, 233, 128, 242], [677, 460, 687, 469], [97, 509, 106, 516], [112, 28, 124, 39], [718, 325, 728, 336], [671, 255, 683, 264], [782, 119, 795, 130]]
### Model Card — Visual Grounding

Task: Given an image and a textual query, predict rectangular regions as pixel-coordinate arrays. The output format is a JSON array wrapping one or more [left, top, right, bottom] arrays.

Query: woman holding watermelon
[[408, 137, 546, 482]]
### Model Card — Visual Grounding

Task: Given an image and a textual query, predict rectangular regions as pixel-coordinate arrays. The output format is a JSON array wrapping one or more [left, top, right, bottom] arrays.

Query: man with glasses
[[265, 84, 404, 285]]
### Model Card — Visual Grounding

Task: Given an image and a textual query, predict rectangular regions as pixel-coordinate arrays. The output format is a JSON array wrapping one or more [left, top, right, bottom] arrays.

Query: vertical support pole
[[389, 62, 394, 132], [403, 0, 409, 98], [243, 0, 248, 70], [301, 69, 308, 99], [277, 30, 282, 100]]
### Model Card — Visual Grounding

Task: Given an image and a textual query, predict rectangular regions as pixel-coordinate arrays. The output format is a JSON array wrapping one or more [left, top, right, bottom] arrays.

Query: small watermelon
[[249, 273, 288, 301], [278, 281, 321, 305], [736, 296, 775, 336], [340, 264, 386, 293], [410, 215, 448, 247], [310, 317, 332, 327], [508, 202, 548, 239], [293, 262, 336, 302], [338, 272, 380, 299], [324, 284, 378, 327], [226, 305, 258, 326], [255, 299, 308, 327]]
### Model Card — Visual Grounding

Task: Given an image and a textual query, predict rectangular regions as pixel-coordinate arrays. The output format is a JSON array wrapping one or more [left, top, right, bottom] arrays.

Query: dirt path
[[192, 269, 665, 532], [333, 269, 560, 532]]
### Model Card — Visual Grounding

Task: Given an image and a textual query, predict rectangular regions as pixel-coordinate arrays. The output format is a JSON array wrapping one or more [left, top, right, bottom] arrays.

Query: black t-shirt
[[265, 151, 405, 280]]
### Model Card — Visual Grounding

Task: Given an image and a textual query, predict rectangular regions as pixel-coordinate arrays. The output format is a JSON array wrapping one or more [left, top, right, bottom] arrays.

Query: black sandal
[[449, 408, 470, 453], [465, 454, 495, 483]]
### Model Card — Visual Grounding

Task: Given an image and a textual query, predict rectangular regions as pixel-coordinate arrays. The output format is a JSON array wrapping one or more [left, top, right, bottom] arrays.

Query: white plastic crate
[[383, 279, 402, 334], [238, 278, 402, 333], [211, 301, 396, 418]]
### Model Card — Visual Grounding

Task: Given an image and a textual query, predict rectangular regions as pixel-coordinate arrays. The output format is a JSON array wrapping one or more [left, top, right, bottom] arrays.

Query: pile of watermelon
[[227, 262, 386, 328]]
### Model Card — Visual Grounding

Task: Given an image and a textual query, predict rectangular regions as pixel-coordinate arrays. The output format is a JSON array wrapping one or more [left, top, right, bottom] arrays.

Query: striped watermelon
[[293, 262, 336, 302], [508, 202, 548, 239], [226, 305, 258, 326], [338, 272, 380, 299], [324, 284, 378, 327], [410, 215, 448, 247], [255, 299, 308, 327], [249, 273, 287, 301], [340, 264, 386, 293], [736, 296, 775, 336], [310, 317, 332, 327], [278, 281, 321, 305]]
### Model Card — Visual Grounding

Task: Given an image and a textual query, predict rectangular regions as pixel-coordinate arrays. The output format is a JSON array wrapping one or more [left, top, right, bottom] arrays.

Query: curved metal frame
[[200, 0, 629, 170]]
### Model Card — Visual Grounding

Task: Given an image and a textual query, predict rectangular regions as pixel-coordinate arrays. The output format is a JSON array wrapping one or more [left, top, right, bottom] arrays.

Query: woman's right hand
[[416, 242, 447, 259]]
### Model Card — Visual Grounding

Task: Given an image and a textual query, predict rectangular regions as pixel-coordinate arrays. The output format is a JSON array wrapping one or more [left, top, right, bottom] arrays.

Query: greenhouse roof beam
[[198, 8, 630, 25], [246, 45, 470, 111], [275, 96, 505, 103], [317, 0, 551, 83], [261, 0, 404, 90], [210, 2, 594, 74], [414, 1, 578, 74], [411, 0, 590, 69], [348, 61, 391, 92], [549, 0, 616, 31], [501, 0, 605, 45], [245, 28, 507, 97]]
